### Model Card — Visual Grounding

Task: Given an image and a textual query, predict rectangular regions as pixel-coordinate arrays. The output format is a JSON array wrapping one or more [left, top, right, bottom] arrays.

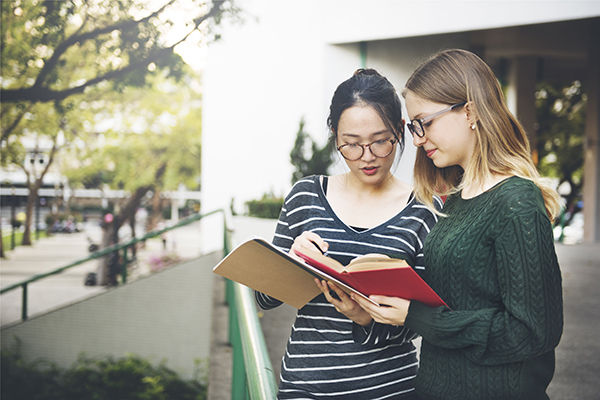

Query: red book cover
[[295, 248, 448, 308]]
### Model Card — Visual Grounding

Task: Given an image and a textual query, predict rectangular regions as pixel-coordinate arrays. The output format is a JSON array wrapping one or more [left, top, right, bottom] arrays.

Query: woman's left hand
[[315, 279, 373, 327], [351, 293, 411, 326]]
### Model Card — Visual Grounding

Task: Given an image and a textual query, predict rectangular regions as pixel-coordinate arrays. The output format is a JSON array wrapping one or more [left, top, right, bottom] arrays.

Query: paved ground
[[1, 219, 204, 326], [2, 218, 599, 399], [256, 242, 600, 400]]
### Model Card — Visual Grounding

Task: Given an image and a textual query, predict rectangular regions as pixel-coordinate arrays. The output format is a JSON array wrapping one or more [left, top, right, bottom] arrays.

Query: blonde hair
[[403, 49, 561, 221]]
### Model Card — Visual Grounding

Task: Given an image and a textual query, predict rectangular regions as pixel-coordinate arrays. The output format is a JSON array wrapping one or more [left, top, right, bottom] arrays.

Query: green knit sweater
[[405, 176, 563, 400]]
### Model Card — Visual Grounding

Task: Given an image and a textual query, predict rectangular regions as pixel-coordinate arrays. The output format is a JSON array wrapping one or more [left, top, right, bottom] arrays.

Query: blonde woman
[[353, 49, 564, 400]]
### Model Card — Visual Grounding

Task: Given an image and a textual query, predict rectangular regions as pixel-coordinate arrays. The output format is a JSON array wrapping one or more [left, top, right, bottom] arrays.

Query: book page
[[346, 255, 410, 272]]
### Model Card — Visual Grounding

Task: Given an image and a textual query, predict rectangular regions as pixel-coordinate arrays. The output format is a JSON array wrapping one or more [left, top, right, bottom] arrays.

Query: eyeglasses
[[406, 102, 467, 138], [337, 138, 397, 161]]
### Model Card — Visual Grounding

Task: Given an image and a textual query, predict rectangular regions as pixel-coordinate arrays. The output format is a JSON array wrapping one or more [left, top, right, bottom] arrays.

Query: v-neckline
[[316, 175, 414, 234]]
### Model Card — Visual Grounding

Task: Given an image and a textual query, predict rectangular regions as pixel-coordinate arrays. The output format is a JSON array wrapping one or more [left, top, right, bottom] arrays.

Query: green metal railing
[[0, 208, 278, 399], [1, 209, 224, 320]]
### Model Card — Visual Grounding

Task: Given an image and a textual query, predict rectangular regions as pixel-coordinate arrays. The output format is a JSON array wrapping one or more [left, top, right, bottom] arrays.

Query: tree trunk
[[97, 186, 153, 285], [21, 182, 41, 246]]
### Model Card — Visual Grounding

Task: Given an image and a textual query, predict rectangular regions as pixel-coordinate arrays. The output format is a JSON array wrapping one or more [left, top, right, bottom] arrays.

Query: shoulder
[[486, 177, 550, 229], [285, 175, 320, 199], [400, 194, 442, 229], [494, 177, 545, 210], [408, 192, 444, 215]]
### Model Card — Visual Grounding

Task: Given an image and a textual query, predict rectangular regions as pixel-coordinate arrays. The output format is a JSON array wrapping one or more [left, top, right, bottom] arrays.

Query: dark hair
[[327, 68, 405, 156]]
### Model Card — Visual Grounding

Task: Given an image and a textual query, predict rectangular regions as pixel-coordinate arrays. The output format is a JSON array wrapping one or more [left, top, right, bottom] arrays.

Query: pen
[[309, 240, 326, 255]]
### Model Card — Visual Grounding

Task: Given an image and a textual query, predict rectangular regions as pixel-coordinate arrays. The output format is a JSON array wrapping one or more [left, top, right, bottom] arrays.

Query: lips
[[425, 149, 437, 158], [362, 166, 379, 175]]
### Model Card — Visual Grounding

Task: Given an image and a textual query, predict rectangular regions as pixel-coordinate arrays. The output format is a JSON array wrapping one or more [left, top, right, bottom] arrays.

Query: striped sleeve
[[254, 181, 316, 310]]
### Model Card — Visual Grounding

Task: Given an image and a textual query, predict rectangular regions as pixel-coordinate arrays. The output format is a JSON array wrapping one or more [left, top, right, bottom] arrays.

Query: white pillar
[[583, 22, 600, 243]]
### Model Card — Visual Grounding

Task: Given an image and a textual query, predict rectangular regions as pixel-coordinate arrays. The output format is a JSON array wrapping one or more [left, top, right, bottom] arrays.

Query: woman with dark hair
[[354, 49, 563, 400], [256, 69, 441, 399]]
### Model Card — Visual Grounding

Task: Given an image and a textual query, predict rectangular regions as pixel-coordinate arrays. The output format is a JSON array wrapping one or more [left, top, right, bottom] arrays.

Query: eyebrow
[[339, 130, 390, 138]]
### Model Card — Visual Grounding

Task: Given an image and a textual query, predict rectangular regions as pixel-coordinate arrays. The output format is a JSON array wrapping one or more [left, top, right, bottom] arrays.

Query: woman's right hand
[[290, 231, 329, 258], [352, 294, 411, 326]]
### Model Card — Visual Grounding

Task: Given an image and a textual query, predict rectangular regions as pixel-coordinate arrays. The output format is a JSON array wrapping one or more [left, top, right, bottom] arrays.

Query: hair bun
[[353, 68, 381, 77]]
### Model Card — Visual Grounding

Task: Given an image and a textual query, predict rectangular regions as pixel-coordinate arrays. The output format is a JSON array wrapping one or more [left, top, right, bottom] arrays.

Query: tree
[[1, 100, 91, 245], [1, 0, 234, 107], [1, 0, 237, 251], [62, 73, 203, 285], [290, 118, 332, 184], [535, 80, 586, 226]]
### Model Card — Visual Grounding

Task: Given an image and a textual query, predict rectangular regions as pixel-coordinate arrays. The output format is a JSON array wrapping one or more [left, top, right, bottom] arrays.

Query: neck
[[461, 173, 512, 199], [342, 172, 398, 196]]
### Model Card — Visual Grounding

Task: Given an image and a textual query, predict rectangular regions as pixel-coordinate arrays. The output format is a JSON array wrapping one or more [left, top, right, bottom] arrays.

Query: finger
[[316, 279, 339, 304], [315, 278, 330, 294], [301, 232, 329, 253], [327, 282, 349, 302]]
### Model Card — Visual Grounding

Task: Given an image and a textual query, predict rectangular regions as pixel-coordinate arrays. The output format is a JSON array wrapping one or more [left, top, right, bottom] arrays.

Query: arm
[[405, 209, 563, 366], [254, 205, 291, 310], [349, 197, 441, 345]]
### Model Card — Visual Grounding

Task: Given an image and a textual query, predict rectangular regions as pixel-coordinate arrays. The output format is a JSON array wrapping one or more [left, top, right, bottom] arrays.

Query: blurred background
[[1, 1, 599, 399]]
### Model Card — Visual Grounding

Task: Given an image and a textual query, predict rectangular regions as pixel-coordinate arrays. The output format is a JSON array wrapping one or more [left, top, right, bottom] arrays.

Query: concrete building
[[201, 1, 600, 251]]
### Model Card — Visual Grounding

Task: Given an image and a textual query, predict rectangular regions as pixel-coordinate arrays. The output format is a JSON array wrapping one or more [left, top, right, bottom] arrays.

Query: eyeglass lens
[[339, 139, 394, 161]]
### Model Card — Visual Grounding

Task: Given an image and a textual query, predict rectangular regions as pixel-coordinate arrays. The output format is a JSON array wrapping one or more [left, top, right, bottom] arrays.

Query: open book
[[294, 247, 448, 308], [213, 237, 447, 309]]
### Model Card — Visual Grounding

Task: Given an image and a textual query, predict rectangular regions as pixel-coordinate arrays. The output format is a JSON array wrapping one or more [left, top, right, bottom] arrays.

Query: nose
[[361, 144, 377, 161], [412, 133, 427, 147]]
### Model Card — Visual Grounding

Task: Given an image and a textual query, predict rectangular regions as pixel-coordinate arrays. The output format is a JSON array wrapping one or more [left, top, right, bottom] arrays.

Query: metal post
[[121, 245, 129, 284], [11, 186, 16, 250], [22, 283, 28, 321]]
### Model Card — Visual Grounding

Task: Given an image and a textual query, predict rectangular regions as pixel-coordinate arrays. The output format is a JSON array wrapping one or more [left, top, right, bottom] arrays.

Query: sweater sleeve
[[405, 204, 563, 366]]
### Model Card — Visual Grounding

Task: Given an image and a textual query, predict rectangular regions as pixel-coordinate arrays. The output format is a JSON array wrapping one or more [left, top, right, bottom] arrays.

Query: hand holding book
[[213, 237, 448, 309]]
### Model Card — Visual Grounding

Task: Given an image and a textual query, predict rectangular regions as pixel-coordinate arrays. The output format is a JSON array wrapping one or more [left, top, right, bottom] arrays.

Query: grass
[[2, 229, 48, 251]]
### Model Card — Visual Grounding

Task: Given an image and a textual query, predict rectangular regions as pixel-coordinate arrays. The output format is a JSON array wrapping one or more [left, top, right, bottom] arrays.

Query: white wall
[[1, 253, 220, 380], [201, 0, 600, 252]]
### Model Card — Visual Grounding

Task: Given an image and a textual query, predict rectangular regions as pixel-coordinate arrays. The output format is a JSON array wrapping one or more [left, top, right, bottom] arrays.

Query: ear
[[398, 119, 406, 135], [464, 101, 478, 125]]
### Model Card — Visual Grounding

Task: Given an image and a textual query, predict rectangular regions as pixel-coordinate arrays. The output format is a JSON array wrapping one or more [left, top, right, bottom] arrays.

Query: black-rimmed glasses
[[337, 138, 397, 161], [406, 102, 467, 138]]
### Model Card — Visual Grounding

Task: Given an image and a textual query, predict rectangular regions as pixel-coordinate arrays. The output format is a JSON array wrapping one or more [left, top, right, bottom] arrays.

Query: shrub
[[245, 193, 284, 219], [1, 347, 207, 400]]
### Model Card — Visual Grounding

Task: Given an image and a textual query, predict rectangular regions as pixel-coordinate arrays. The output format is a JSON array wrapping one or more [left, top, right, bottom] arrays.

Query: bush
[[245, 193, 284, 219], [1, 346, 207, 400]]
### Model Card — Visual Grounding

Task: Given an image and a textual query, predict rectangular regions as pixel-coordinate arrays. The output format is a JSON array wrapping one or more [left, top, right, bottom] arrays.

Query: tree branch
[[33, 0, 178, 88], [2, 1, 224, 104], [1, 104, 33, 143]]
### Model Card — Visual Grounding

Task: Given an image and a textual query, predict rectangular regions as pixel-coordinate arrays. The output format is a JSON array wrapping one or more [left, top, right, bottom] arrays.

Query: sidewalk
[[1, 219, 203, 326]]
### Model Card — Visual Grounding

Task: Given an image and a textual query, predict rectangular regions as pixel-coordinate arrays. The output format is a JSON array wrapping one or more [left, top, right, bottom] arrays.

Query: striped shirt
[[256, 175, 442, 399]]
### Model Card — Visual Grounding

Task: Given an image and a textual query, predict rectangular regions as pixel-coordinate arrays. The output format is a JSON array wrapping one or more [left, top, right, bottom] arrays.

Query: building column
[[583, 22, 600, 243], [506, 56, 539, 161]]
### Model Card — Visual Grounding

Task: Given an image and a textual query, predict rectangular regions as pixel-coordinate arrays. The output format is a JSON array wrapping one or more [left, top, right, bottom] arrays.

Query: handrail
[[0, 209, 224, 318], [1, 208, 279, 399], [230, 283, 279, 399], [222, 220, 278, 398]]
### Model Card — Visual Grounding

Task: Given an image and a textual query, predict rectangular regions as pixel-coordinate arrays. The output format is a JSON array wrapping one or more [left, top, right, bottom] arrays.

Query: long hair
[[403, 49, 561, 221]]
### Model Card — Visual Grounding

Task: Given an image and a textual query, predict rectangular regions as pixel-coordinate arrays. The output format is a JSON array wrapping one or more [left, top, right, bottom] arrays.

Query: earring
[[470, 123, 476, 130]]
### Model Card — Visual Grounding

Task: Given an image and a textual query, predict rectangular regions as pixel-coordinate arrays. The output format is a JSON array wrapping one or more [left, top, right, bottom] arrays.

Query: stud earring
[[471, 123, 476, 130]]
